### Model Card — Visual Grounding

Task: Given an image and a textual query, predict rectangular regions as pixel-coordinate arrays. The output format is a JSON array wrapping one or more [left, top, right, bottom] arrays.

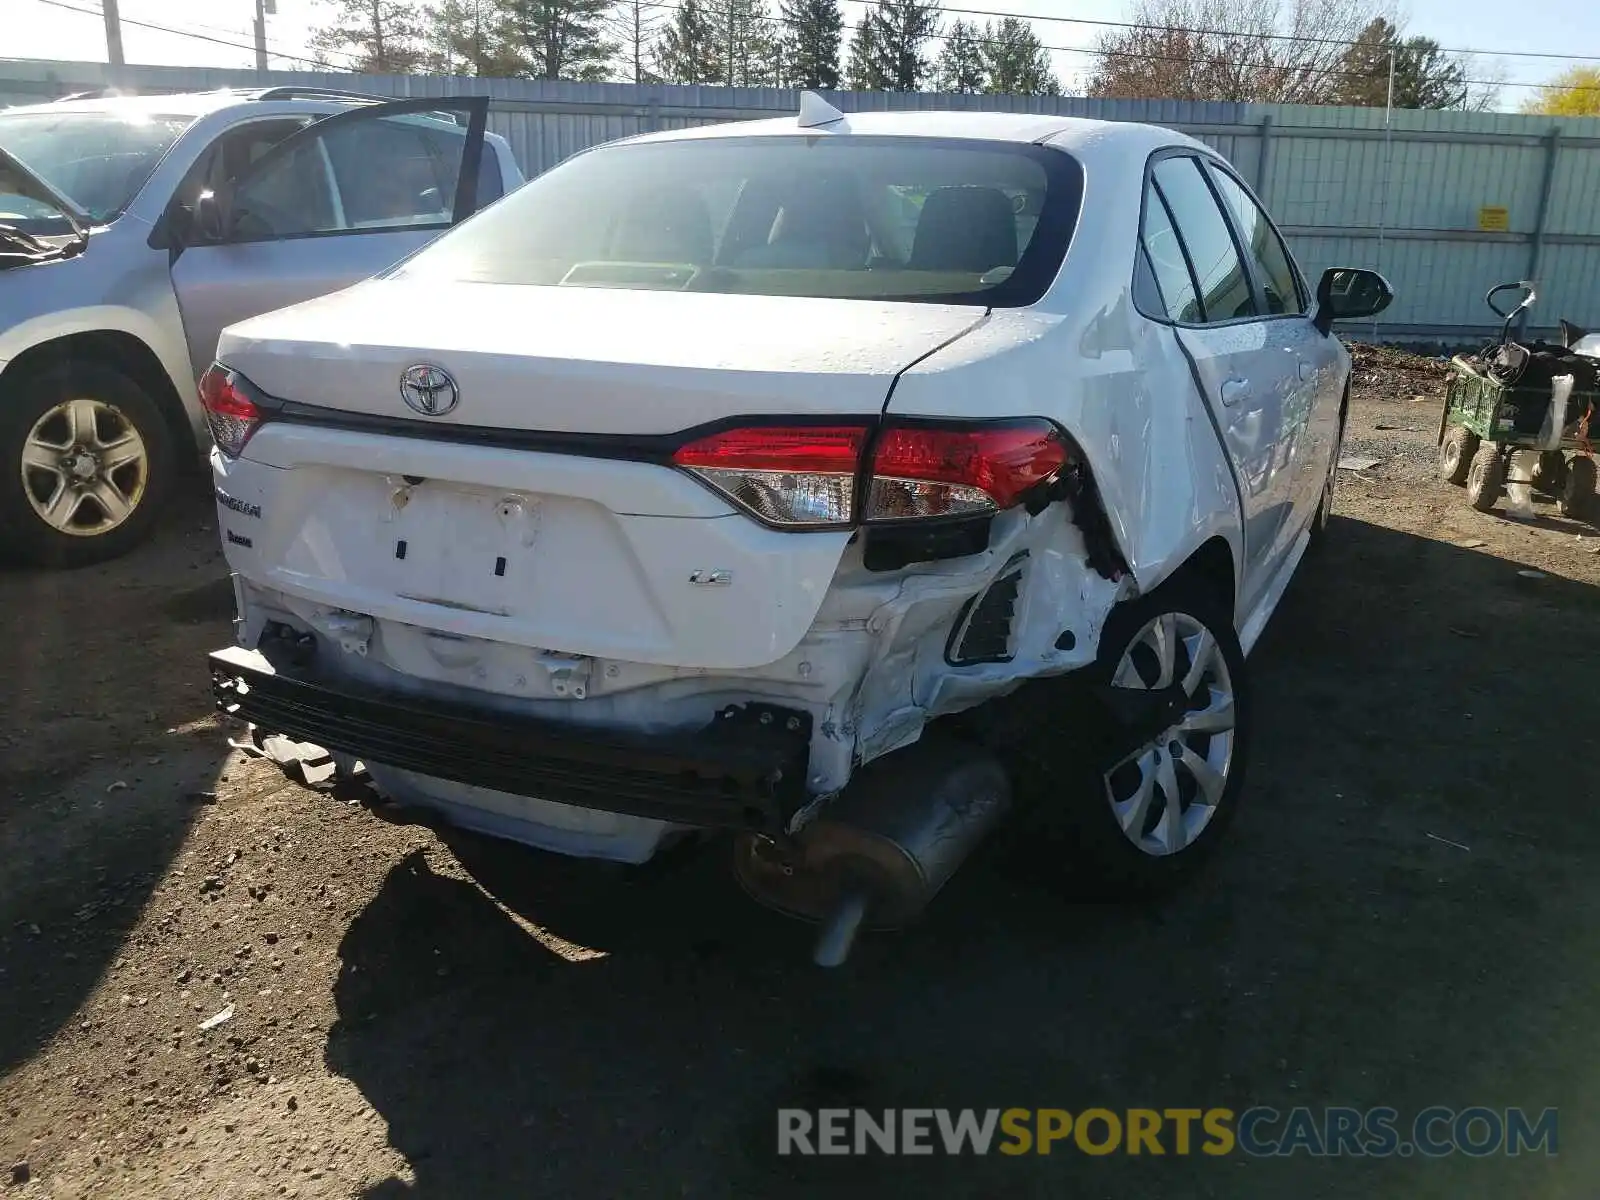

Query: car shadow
[[326, 514, 1600, 1198], [0, 487, 231, 1077]]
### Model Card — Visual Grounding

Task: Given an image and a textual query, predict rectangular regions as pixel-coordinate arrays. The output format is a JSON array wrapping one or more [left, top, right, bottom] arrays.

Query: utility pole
[[103, 0, 125, 66], [254, 0, 275, 74]]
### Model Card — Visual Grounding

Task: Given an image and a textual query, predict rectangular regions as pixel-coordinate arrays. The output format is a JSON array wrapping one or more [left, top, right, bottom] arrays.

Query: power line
[[27, 0, 1600, 97], [635, 0, 1600, 94], [29, 0, 355, 69]]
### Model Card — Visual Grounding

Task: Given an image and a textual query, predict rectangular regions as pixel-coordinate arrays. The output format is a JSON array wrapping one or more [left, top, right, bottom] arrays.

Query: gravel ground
[[2, 349, 1599, 1198]]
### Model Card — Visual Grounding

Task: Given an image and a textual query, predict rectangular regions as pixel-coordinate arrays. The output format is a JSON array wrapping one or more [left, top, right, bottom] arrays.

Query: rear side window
[[1151, 157, 1255, 324], [1205, 166, 1304, 315], [391, 136, 1085, 307], [323, 118, 462, 229], [1139, 185, 1201, 323]]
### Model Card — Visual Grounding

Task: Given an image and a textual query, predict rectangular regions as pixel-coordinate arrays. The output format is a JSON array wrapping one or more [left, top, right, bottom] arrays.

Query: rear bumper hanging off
[[208, 644, 813, 833]]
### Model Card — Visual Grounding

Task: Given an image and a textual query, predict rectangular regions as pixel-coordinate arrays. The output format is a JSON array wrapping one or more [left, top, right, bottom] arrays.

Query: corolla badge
[[399, 364, 459, 416]]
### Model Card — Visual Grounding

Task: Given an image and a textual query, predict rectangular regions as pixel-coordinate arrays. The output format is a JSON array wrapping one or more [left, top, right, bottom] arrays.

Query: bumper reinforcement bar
[[208, 645, 812, 833]]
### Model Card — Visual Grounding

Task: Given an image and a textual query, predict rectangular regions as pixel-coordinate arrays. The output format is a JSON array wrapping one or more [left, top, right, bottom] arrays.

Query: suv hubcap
[[1103, 612, 1236, 857], [20, 399, 148, 537]]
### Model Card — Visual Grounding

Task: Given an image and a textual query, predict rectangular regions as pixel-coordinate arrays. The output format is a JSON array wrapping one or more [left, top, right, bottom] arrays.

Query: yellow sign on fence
[[1478, 206, 1511, 231]]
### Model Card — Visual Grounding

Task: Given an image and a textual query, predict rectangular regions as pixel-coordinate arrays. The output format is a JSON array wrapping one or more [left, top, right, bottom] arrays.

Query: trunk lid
[[217, 280, 984, 432], [218, 283, 984, 669]]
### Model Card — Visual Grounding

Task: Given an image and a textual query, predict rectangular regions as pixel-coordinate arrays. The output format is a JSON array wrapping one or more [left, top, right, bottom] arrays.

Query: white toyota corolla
[[204, 97, 1391, 962]]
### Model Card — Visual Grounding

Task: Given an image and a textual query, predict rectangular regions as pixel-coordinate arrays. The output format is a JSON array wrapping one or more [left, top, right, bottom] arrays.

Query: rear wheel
[[1560, 455, 1597, 519], [1438, 426, 1478, 486], [1465, 444, 1504, 513], [1020, 578, 1250, 897], [1531, 450, 1568, 496], [0, 362, 174, 567]]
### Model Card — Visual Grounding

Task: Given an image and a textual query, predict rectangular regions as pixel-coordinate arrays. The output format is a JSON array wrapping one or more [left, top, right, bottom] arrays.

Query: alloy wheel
[[1102, 612, 1237, 857], [19, 398, 149, 537]]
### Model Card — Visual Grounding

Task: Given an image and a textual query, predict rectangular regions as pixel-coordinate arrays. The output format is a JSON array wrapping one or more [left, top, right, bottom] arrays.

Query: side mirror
[[189, 190, 228, 244], [1313, 267, 1393, 335]]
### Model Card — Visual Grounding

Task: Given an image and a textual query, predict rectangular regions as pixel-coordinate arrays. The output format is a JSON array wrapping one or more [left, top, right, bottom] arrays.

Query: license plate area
[[382, 480, 540, 614]]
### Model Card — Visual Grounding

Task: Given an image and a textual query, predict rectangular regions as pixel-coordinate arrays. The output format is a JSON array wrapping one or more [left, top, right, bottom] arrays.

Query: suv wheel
[[0, 363, 174, 567], [1021, 578, 1251, 897]]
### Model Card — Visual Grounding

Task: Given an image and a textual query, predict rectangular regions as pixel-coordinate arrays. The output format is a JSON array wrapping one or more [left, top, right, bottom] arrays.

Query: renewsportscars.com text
[[777, 1106, 1558, 1158]]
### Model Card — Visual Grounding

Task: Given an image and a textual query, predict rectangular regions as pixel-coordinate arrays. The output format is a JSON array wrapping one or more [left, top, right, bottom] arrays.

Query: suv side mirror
[[189, 190, 228, 244], [1313, 267, 1393, 334]]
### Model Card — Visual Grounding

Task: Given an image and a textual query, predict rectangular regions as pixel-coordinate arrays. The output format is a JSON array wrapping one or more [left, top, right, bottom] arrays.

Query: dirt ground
[[3, 350, 1600, 1198]]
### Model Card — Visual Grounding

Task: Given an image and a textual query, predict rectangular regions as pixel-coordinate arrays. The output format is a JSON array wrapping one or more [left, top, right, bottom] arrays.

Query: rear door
[[1201, 161, 1340, 552], [1139, 154, 1296, 610], [169, 97, 492, 383]]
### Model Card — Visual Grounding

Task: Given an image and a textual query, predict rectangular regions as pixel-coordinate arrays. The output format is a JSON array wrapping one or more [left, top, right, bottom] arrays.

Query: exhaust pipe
[[734, 739, 1011, 966]]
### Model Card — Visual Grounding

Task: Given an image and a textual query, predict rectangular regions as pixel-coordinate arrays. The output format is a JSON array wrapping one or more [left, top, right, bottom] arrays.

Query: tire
[[1560, 455, 1597, 519], [1465, 444, 1504, 513], [1017, 576, 1251, 898], [1531, 450, 1568, 496], [1437, 426, 1479, 486], [0, 362, 174, 568], [1308, 411, 1346, 548]]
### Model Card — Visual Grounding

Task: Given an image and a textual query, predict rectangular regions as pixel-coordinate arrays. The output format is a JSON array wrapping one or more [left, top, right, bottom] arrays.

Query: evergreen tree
[[424, 0, 519, 75], [780, 0, 842, 89], [500, 0, 618, 79], [846, 0, 939, 92], [654, 0, 722, 82], [980, 17, 1058, 95], [935, 19, 984, 92], [844, 16, 889, 90], [710, 0, 781, 85], [307, 0, 428, 72], [1332, 17, 1469, 109]]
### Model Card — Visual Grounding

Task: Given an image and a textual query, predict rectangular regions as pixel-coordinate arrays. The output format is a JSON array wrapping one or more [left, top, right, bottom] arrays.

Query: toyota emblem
[[399, 364, 459, 416]]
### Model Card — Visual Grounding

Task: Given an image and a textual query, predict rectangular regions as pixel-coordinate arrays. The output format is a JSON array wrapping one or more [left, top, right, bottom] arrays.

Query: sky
[[4, 0, 1597, 110]]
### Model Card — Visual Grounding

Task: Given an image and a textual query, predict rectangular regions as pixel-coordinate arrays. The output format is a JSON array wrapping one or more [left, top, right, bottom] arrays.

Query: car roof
[[624, 109, 1208, 156], [0, 89, 393, 121]]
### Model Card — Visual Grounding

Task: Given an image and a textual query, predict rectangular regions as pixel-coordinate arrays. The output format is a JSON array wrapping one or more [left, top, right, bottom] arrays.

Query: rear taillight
[[672, 419, 1070, 528], [865, 422, 1070, 521], [671, 425, 868, 527], [198, 364, 264, 458]]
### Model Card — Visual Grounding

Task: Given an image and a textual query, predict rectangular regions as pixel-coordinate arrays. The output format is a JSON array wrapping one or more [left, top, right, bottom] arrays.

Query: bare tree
[[1087, 0, 1377, 105], [608, 0, 664, 82]]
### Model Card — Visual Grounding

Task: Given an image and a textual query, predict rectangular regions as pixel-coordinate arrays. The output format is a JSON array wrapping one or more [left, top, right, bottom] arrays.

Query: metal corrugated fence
[[7, 57, 1600, 343]]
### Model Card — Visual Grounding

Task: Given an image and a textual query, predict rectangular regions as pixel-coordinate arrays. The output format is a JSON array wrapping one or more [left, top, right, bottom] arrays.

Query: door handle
[[1220, 377, 1251, 407], [1297, 360, 1315, 382]]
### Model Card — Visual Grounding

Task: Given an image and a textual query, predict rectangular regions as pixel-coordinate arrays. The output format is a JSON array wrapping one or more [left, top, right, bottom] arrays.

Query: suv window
[[1151, 157, 1255, 324], [227, 114, 496, 240], [1205, 166, 1304, 315]]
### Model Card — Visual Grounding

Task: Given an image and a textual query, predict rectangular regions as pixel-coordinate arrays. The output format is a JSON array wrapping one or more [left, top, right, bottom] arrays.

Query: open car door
[[168, 96, 492, 384]]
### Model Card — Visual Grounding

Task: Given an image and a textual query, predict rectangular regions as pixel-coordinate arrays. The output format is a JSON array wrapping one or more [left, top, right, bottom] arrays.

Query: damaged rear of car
[[207, 106, 1354, 961]]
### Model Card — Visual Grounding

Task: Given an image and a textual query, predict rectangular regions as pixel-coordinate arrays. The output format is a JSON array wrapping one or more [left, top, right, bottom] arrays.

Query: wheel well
[[1, 331, 194, 456], [1176, 536, 1237, 617]]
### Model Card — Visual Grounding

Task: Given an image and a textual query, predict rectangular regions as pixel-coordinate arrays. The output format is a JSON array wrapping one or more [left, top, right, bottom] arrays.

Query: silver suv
[[0, 87, 521, 566]]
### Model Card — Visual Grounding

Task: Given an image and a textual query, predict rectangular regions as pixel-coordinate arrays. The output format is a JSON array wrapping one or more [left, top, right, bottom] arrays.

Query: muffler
[[733, 739, 1011, 967]]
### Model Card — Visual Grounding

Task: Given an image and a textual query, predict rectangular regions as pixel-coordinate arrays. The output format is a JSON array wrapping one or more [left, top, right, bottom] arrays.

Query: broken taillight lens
[[865, 421, 1071, 521], [672, 419, 1071, 528], [198, 364, 265, 458], [671, 425, 868, 527]]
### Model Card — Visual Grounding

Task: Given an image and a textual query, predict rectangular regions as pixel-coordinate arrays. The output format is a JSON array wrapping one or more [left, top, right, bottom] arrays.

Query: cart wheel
[[1438, 426, 1479, 486], [1531, 450, 1568, 495], [1559, 456, 1597, 518], [1466, 444, 1505, 512]]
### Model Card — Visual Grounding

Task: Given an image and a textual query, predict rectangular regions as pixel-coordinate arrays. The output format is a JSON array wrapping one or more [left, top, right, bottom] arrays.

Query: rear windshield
[[392, 135, 1083, 307]]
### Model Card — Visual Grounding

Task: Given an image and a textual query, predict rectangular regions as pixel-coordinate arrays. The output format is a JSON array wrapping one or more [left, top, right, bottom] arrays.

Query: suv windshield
[[0, 110, 190, 229], [393, 135, 1083, 306]]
